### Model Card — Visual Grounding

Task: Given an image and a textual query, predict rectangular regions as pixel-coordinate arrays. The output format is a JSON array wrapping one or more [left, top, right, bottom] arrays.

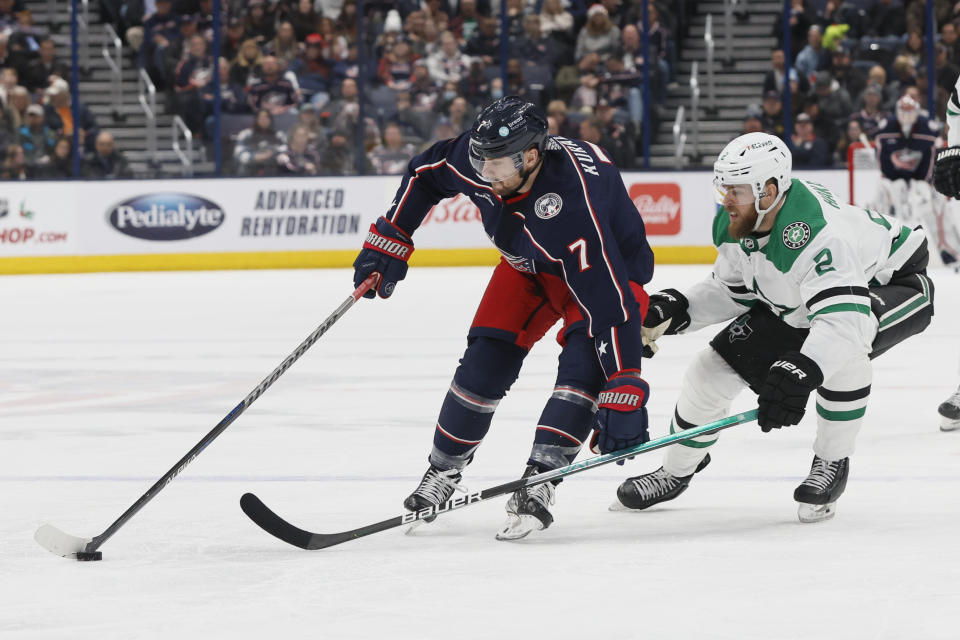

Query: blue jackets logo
[[108, 193, 224, 240]]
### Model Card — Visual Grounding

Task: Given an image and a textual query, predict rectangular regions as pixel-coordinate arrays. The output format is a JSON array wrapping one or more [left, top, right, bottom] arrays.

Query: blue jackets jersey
[[875, 116, 939, 182], [385, 132, 654, 372]]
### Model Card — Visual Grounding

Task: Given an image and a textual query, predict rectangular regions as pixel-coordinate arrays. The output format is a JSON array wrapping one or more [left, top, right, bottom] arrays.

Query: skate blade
[[608, 500, 636, 512], [797, 501, 837, 523], [939, 417, 960, 432], [495, 514, 544, 541]]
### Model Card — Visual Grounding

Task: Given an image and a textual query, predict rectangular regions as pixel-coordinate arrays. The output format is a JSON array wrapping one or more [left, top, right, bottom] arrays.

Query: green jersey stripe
[[888, 227, 912, 257], [878, 275, 931, 329], [807, 303, 872, 320], [816, 404, 867, 421]]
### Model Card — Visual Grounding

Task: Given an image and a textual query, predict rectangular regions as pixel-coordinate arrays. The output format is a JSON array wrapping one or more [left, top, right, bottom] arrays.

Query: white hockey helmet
[[713, 132, 792, 231], [896, 94, 919, 136]]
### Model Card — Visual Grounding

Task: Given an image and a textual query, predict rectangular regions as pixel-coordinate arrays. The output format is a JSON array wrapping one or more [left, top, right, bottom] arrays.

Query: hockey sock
[[813, 358, 872, 461], [429, 379, 501, 470], [662, 409, 716, 477], [662, 349, 746, 477], [428, 337, 526, 470], [527, 386, 598, 471]]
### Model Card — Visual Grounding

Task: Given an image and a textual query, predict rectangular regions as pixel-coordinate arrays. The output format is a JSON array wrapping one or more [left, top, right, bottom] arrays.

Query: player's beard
[[728, 205, 759, 239], [491, 173, 525, 198]]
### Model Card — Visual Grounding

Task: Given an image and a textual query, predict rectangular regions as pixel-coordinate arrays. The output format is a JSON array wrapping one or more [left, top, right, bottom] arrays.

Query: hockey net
[[847, 141, 879, 207]]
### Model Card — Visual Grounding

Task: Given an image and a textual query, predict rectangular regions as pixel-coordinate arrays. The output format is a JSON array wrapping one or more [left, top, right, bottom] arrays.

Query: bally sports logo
[[108, 193, 224, 241], [629, 183, 681, 235]]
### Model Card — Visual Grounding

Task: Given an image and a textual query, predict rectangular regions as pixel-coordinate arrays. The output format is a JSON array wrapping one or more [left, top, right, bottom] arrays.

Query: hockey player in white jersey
[[616, 132, 934, 522], [930, 76, 960, 431]]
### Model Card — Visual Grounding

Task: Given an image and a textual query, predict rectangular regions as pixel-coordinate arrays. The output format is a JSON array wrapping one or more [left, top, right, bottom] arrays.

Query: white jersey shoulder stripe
[[584, 141, 612, 164], [610, 325, 623, 370], [388, 159, 446, 223], [388, 158, 499, 223]]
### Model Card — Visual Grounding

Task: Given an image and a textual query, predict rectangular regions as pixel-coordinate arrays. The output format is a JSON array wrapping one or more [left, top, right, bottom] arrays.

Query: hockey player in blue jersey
[[352, 96, 655, 540]]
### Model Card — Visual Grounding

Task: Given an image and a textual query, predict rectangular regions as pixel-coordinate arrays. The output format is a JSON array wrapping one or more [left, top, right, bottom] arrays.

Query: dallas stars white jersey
[[948, 76, 960, 146], [684, 178, 925, 381]]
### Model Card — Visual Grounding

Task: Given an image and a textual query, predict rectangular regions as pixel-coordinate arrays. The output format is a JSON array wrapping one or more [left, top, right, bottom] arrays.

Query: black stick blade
[[240, 493, 317, 550], [240, 493, 403, 550]]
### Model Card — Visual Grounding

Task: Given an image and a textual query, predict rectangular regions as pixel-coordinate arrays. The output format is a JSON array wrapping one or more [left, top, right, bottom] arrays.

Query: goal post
[[847, 141, 879, 207]]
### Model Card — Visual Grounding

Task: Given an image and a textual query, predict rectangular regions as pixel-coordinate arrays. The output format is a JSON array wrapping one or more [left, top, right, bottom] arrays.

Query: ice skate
[[495, 466, 557, 541], [403, 465, 465, 532], [612, 454, 711, 511], [794, 456, 849, 523], [938, 387, 960, 432]]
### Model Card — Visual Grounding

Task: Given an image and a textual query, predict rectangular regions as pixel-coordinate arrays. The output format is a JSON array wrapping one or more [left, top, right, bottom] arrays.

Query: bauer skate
[[612, 454, 711, 511], [496, 466, 557, 541], [794, 455, 849, 523], [403, 465, 465, 531], [938, 387, 960, 432]]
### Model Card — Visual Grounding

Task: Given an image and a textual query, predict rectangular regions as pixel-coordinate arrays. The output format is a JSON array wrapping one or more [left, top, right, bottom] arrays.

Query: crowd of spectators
[[752, 0, 958, 168], [0, 0, 134, 179], [94, 0, 691, 175]]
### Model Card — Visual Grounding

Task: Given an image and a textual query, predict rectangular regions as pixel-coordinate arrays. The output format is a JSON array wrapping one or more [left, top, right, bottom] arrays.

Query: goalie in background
[[871, 94, 960, 267], [930, 76, 960, 432]]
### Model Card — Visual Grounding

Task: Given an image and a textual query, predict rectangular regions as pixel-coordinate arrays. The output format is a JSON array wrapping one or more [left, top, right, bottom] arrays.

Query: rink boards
[[0, 170, 848, 274]]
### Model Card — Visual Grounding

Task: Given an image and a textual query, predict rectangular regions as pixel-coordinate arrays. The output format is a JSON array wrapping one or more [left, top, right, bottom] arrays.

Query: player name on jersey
[[555, 137, 600, 175]]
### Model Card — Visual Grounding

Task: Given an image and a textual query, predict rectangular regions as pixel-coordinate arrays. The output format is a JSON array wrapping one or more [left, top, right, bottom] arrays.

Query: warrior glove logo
[[598, 391, 642, 408], [364, 231, 411, 260], [534, 193, 563, 219], [782, 221, 812, 249]]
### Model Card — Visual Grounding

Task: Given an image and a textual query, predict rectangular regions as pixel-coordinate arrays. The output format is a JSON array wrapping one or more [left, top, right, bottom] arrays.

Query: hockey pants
[[662, 250, 933, 477]]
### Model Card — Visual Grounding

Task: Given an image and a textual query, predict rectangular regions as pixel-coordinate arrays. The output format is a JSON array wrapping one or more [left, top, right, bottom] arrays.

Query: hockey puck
[[76, 551, 103, 561]]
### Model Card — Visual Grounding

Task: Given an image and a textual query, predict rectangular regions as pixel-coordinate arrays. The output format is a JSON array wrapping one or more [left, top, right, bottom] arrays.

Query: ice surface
[[2, 265, 959, 639]]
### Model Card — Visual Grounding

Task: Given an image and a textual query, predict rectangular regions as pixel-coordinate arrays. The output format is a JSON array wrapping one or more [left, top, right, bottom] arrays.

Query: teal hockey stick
[[241, 409, 759, 550]]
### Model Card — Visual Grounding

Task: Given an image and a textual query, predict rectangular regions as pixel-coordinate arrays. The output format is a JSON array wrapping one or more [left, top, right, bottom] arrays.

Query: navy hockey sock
[[430, 380, 500, 469], [528, 387, 598, 471], [428, 337, 526, 470]]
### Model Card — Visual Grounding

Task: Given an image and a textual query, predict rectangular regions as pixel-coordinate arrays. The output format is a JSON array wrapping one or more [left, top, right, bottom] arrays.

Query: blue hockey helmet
[[469, 96, 548, 183]]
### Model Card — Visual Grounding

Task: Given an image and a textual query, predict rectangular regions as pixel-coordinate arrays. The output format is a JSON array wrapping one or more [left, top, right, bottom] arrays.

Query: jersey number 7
[[567, 238, 592, 272]]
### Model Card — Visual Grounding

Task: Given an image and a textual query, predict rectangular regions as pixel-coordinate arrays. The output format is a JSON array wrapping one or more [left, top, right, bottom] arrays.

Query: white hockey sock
[[813, 356, 872, 461], [663, 349, 747, 477]]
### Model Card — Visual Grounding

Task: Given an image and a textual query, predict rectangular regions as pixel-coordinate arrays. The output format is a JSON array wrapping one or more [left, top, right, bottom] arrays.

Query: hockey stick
[[35, 274, 380, 561], [240, 408, 759, 551]]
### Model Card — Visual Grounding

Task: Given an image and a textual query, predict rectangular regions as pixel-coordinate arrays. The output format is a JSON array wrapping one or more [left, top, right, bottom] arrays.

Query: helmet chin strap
[[751, 188, 786, 232], [499, 152, 544, 200]]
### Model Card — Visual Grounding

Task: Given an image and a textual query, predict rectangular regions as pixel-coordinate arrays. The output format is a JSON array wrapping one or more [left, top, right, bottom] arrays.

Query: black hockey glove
[[933, 146, 960, 199], [594, 369, 650, 458], [757, 351, 824, 432], [353, 217, 414, 299], [641, 289, 691, 357]]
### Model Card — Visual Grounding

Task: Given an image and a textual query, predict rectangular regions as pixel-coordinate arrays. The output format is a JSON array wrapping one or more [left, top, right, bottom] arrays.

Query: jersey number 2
[[814, 248, 835, 275], [567, 238, 591, 272]]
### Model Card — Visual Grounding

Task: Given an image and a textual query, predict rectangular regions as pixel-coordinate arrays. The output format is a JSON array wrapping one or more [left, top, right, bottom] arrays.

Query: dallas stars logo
[[748, 276, 798, 317], [782, 221, 811, 249], [727, 316, 753, 342]]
